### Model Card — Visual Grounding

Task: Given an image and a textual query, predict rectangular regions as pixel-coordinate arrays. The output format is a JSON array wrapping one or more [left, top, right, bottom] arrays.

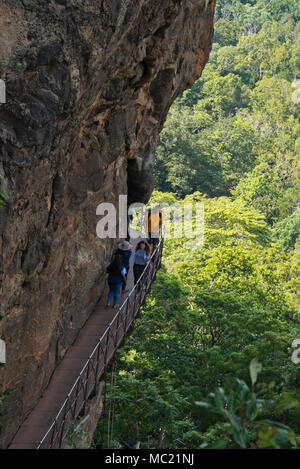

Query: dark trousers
[[133, 264, 145, 284], [147, 232, 159, 248]]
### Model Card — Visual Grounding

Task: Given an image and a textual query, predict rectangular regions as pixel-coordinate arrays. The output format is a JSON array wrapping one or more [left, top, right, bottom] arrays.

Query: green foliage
[[94, 195, 300, 448], [147, 190, 179, 207], [274, 209, 300, 250], [154, 0, 300, 230], [94, 241, 300, 448], [196, 361, 298, 449], [63, 420, 90, 449]]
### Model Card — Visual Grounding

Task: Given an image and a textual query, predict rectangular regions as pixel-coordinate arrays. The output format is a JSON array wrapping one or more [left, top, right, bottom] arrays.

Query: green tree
[[196, 360, 298, 449]]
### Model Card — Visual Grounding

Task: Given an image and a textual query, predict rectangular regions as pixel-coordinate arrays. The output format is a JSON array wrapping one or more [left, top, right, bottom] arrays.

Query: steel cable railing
[[37, 235, 164, 449]]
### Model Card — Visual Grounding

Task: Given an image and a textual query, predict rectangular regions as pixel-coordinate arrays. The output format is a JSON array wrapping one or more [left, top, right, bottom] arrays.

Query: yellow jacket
[[144, 211, 164, 234]]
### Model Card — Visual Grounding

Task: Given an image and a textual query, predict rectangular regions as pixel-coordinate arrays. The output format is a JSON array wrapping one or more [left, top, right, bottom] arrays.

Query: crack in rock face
[[0, 0, 215, 446]]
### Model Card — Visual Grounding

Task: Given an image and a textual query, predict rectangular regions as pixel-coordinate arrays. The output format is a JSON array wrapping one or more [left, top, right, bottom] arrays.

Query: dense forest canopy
[[94, 0, 300, 450], [155, 0, 300, 225]]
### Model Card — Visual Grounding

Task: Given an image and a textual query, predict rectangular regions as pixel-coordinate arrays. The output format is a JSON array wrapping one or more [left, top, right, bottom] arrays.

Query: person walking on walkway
[[133, 240, 151, 285], [144, 206, 164, 248], [116, 240, 133, 293], [106, 254, 127, 308]]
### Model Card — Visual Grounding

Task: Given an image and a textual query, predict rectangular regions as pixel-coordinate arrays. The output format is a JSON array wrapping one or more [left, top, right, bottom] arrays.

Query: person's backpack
[[107, 262, 119, 275], [107, 261, 125, 280]]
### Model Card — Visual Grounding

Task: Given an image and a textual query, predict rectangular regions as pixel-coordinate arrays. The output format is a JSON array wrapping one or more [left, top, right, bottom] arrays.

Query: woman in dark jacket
[[116, 241, 133, 292], [106, 254, 127, 308]]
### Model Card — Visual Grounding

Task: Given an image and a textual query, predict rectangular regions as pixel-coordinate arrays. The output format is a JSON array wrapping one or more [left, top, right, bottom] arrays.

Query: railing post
[[71, 379, 80, 420], [133, 281, 141, 316], [114, 313, 120, 348], [124, 297, 130, 333], [49, 421, 57, 449], [104, 328, 110, 368], [83, 365, 90, 402], [57, 397, 69, 449], [94, 344, 101, 384]]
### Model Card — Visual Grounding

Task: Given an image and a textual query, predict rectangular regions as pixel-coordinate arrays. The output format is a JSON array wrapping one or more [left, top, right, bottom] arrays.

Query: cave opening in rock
[[127, 157, 155, 207]]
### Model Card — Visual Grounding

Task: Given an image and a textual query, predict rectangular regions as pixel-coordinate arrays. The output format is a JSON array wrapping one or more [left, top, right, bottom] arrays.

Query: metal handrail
[[37, 235, 164, 449]]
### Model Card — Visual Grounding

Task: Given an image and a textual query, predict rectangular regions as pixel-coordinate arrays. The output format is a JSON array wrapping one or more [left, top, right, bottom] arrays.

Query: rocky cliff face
[[0, 0, 215, 446]]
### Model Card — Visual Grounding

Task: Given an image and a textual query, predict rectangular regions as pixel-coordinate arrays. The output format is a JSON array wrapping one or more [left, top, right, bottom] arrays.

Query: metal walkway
[[9, 234, 164, 449]]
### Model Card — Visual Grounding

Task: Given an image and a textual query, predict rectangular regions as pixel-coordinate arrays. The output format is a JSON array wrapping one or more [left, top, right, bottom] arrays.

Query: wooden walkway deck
[[9, 233, 162, 449]]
